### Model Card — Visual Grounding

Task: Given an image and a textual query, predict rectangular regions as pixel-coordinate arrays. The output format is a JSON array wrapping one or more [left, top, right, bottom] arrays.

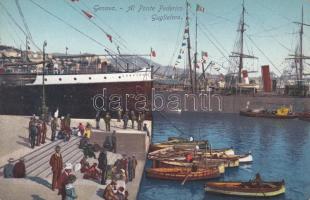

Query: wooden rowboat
[[149, 140, 208, 152], [240, 110, 298, 119], [158, 160, 226, 174], [205, 180, 285, 197], [148, 146, 235, 160], [298, 112, 310, 122], [146, 167, 221, 181]]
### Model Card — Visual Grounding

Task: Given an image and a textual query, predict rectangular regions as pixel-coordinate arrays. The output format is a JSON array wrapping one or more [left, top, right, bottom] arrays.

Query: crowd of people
[[13, 110, 147, 199], [96, 109, 148, 132], [28, 115, 48, 148]]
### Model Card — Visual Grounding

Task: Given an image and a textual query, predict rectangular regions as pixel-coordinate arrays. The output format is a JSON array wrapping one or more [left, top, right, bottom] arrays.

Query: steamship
[[0, 62, 152, 119]]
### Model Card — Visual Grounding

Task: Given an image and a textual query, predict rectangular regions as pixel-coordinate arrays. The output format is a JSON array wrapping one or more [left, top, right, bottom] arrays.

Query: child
[[65, 174, 78, 200]]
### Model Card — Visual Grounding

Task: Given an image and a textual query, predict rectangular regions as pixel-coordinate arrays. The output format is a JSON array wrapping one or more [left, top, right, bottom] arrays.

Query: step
[[26, 139, 80, 175], [25, 137, 80, 168], [44, 150, 84, 178]]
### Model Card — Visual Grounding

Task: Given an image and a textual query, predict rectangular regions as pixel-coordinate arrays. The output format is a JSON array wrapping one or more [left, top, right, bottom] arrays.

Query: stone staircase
[[24, 136, 84, 178]]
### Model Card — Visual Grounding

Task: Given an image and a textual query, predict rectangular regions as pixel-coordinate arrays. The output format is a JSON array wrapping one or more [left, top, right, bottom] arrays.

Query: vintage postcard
[[0, 0, 310, 200]]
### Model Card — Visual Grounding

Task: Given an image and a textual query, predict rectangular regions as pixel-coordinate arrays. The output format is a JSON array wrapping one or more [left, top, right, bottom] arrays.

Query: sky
[[0, 0, 310, 76]]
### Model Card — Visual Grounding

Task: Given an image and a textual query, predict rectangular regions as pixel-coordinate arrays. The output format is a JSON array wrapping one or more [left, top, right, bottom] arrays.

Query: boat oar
[[181, 171, 192, 186]]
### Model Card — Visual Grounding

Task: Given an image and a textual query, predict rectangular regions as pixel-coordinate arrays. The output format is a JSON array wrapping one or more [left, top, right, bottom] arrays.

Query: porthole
[[118, 76, 121, 79], [59, 78, 62, 81], [89, 77, 92, 80], [44, 78, 47, 81], [104, 77, 107, 79], [74, 77, 77, 80]]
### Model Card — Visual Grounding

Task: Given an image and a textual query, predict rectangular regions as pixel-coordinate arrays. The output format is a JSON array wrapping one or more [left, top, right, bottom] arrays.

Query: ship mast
[[287, 5, 310, 83], [194, 3, 198, 93], [186, 1, 194, 93], [239, 0, 245, 84], [229, 0, 257, 84]]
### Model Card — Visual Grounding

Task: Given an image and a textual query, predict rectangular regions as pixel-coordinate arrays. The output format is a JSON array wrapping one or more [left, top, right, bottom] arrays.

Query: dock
[[0, 115, 152, 200]]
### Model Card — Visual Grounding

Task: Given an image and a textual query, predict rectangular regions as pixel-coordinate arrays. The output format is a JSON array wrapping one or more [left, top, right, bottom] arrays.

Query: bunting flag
[[182, 42, 187, 46], [184, 27, 189, 34], [196, 4, 205, 12], [106, 34, 112, 43], [82, 10, 94, 19], [151, 48, 156, 57], [71, 0, 79, 2], [178, 55, 182, 59]]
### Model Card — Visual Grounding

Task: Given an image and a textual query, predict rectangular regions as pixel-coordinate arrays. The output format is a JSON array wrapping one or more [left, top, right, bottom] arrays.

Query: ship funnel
[[261, 65, 271, 92]]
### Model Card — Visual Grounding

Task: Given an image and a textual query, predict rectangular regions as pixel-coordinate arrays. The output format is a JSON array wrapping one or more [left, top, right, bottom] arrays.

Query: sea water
[[138, 112, 310, 200]]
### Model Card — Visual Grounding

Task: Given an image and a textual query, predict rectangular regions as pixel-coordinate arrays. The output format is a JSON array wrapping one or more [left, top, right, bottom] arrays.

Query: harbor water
[[138, 112, 310, 200]]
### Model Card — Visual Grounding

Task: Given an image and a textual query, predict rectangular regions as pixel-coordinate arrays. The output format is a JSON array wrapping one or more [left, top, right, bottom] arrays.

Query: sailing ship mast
[[286, 5, 310, 86], [229, 0, 257, 84], [185, 1, 194, 93]]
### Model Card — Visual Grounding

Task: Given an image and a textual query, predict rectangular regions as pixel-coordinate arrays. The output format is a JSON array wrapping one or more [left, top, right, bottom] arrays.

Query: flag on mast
[[106, 34, 112, 43], [82, 10, 94, 19], [151, 48, 156, 57], [196, 4, 205, 12]]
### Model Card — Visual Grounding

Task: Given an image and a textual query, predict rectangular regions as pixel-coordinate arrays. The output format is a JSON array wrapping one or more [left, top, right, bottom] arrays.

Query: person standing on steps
[[59, 163, 73, 200], [36, 121, 42, 146], [123, 111, 129, 129], [104, 112, 111, 132], [51, 117, 58, 141], [29, 121, 37, 148], [98, 148, 108, 185], [137, 112, 142, 130], [117, 107, 123, 122], [49, 145, 63, 191], [130, 110, 136, 129], [41, 120, 47, 144]]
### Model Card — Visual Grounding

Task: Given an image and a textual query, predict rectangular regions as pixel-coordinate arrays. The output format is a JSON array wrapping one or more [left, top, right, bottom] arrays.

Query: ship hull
[[0, 81, 152, 119]]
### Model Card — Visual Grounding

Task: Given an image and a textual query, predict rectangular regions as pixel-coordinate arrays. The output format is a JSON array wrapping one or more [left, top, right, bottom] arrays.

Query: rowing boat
[[158, 160, 226, 174], [238, 152, 253, 163], [149, 140, 208, 152], [205, 180, 285, 197], [240, 110, 298, 119], [146, 167, 221, 181], [298, 112, 310, 122]]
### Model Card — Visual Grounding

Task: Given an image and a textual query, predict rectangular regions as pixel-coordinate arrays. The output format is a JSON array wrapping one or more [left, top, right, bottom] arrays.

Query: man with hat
[[98, 148, 108, 185], [122, 111, 129, 129], [58, 162, 73, 200], [104, 112, 111, 131], [13, 158, 26, 178], [49, 145, 63, 191], [3, 158, 14, 178], [51, 117, 58, 141], [28, 115, 36, 141], [29, 120, 37, 148]]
